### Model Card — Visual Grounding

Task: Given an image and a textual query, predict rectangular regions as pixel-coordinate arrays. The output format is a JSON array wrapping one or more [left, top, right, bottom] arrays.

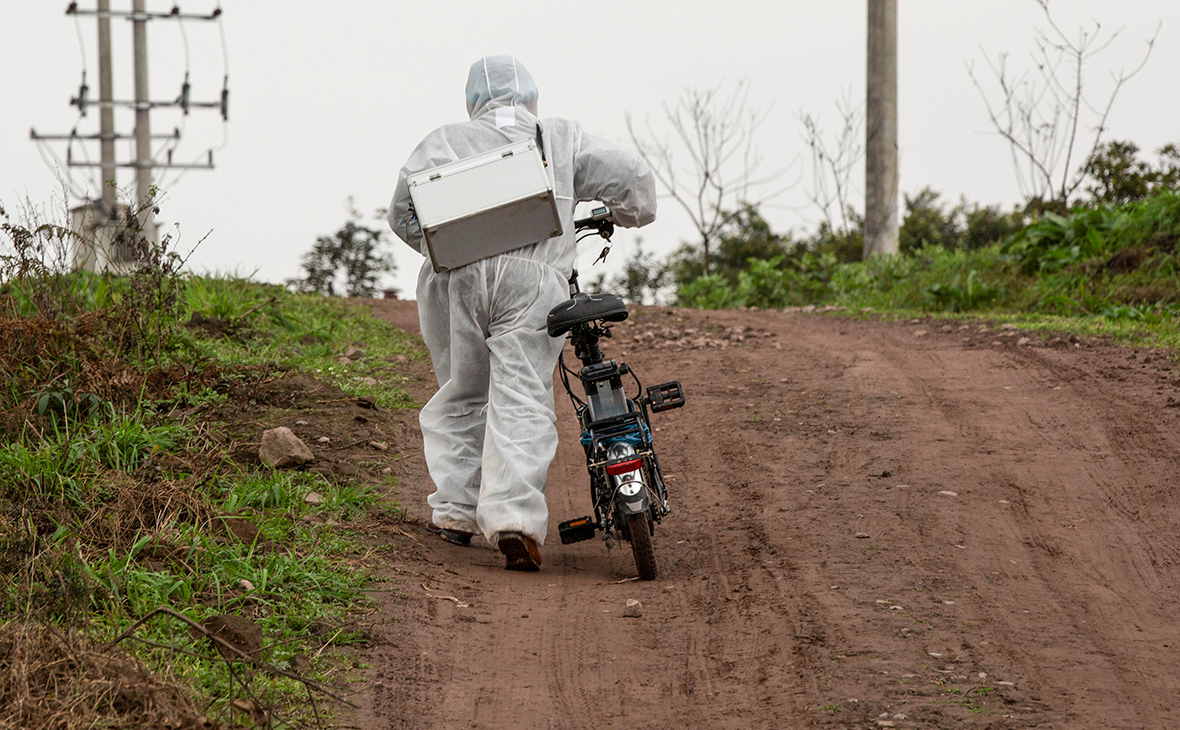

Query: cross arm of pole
[[66, 3, 223, 21], [31, 128, 182, 142], [87, 98, 223, 111], [66, 158, 215, 170]]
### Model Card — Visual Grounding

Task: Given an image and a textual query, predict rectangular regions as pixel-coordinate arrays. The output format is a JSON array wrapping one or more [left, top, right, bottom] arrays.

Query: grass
[[0, 201, 420, 727], [675, 189, 1180, 351], [185, 274, 423, 410]]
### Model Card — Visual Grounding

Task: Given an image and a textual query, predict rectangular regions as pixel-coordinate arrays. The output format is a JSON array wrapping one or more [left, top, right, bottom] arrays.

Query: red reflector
[[606, 457, 643, 476]]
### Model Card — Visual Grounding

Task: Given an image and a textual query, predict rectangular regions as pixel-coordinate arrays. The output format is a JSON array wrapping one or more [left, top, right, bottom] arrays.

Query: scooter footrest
[[647, 381, 685, 412], [559, 516, 597, 544]]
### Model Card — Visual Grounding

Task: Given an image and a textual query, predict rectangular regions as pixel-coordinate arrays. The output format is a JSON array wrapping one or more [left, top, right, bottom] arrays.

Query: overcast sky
[[3, 1, 1178, 299]]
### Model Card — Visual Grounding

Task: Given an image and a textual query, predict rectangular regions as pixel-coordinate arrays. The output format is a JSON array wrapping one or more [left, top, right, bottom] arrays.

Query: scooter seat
[[546, 291, 628, 338]]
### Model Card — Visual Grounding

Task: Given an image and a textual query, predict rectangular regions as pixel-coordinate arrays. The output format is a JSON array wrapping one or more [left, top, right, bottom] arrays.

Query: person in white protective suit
[[387, 56, 657, 571]]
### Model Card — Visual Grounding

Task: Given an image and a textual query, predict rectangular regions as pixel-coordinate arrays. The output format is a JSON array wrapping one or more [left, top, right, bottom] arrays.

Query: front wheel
[[625, 511, 658, 580]]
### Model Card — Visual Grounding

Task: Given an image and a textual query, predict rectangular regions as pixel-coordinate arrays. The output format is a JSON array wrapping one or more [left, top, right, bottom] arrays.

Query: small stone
[[381, 467, 393, 475], [317, 436, 331, 444], [369, 440, 389, 451], [978, 672, 988, 680], [892, 713, 908, 720], [855, 532, 870, 539], [938, 490, 959, 497], [1017, 337, 1032, 346], [259, 426, 314, 468], [295, 420, 309, 426], [889, 605, 903, 610], [913, 329, 928, 338], [996, 680, 1015, 687], [343, 345, 365, 359], [928, 651, 943, 657], [623, 599, 643, 618], [304, 491, 323, 506], [238, 579, 255, 591]]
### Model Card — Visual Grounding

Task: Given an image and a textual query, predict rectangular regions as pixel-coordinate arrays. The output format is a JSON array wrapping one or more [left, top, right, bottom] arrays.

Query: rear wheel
[[625, 511, 658, 580]]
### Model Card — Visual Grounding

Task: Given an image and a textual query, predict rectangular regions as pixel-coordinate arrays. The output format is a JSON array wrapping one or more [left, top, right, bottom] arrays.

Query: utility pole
[[31, 2, 227, 272], [132, 0, 153, 218], [864, 0, 899, 259], [97, 0, 117, 217]]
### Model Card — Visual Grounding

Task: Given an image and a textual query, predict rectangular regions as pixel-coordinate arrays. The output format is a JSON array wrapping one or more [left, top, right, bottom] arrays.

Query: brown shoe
[[427, 521, 475, 546], [498, 532, 542, 571]]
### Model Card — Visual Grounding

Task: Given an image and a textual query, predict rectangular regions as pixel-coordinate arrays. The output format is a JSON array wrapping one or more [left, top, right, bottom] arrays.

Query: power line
[[30, 2, 229, 218]]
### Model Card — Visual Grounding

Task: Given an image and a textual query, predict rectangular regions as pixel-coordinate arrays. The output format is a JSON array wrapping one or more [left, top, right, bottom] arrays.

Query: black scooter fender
[[615, 478, 650, 515]]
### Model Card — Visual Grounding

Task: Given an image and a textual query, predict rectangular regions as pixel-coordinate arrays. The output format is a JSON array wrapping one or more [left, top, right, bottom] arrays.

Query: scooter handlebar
[[574, 206, 613, 230]]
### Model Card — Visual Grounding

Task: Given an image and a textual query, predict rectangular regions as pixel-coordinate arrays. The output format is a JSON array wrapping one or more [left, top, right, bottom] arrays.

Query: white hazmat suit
[[388, 56, 657, 554]]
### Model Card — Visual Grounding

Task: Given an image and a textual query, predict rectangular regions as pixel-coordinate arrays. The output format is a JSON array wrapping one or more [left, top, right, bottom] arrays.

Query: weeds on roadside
[[670, 188, 1180, 348], [0, 192, 414, 727], [188, 276, 423, 409]]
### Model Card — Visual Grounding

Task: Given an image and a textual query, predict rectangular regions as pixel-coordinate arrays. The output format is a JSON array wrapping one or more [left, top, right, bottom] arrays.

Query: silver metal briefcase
[[406, 138, 563, 272]]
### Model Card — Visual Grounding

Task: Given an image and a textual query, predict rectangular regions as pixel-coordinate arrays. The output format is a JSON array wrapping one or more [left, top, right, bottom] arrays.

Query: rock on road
[[348, 300, 1180, 730]]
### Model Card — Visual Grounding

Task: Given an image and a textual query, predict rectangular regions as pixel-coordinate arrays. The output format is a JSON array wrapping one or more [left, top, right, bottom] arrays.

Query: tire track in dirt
[[350, 301, 1180, 729], [768, 314, 1180, 728]]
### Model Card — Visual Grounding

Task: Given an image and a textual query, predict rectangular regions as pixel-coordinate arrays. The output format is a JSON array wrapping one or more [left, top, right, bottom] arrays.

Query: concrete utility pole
[[97, 0, 117, 217], [864, 0, 899, 259], [132, 0, 153, 216], [32, 2, 227, 271]]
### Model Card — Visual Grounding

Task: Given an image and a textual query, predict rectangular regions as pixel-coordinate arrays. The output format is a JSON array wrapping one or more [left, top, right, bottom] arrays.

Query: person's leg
[[474, 258, 568, 551], [417, 262, 491, 535]]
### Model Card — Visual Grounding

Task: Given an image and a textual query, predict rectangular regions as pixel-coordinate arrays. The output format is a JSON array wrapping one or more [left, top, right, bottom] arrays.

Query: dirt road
[[346, 301, 1180, 729]]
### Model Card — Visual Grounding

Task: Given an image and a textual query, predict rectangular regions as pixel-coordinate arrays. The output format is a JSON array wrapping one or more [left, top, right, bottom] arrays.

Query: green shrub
[[923, 270, 1001, 312]]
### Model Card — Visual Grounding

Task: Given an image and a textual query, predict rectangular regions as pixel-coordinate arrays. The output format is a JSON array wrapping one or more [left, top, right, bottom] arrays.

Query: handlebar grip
[[574, 206, 612, 229]]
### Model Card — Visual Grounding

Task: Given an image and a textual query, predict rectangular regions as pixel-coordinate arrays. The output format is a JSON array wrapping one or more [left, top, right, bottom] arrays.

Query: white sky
[[3, 1, 1178, 299]]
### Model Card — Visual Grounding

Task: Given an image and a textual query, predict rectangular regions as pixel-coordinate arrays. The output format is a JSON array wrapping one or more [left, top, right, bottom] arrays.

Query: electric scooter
[[546, 207, 685, 580]]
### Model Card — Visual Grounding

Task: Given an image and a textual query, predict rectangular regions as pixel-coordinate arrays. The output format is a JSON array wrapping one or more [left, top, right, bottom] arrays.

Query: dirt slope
[[345, 300, 1180, 730]]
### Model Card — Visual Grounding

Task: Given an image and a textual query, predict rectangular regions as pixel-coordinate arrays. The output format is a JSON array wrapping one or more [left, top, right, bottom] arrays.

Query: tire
[[625, 511, 658, 580]]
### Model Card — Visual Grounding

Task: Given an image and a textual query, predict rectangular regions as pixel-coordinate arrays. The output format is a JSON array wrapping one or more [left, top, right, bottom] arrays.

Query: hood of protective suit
[[465, 56, 539, 119]]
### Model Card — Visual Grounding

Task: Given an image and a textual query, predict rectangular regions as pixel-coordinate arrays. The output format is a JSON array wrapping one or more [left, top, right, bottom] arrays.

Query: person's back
[[388, 55, 656, 571]]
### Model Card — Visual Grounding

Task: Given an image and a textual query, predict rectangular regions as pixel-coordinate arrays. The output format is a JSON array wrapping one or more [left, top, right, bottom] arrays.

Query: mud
[[345, 300, 1180, 730]]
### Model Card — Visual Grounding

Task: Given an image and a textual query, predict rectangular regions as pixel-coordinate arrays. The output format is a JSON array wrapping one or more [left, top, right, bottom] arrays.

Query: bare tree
[[968, 0, 1159, 210], [799, 95, 865, 238], [626, 82, 791, 276]]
